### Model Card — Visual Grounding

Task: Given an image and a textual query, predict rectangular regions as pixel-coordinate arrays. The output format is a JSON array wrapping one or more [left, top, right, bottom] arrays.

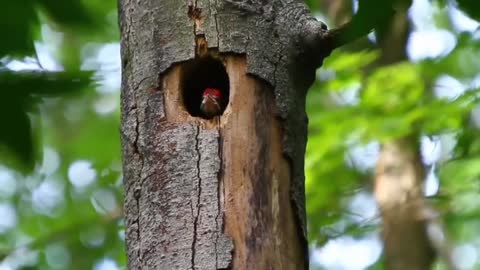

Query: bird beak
[[202, 95, 215, 104]]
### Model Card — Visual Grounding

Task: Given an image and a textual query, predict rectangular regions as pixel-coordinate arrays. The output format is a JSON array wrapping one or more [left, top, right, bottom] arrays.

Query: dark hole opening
[[181, 56, 230, 119]]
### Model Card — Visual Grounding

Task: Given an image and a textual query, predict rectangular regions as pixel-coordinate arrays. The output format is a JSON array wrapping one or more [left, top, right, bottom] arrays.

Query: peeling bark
[[119, 0, 330, 269]]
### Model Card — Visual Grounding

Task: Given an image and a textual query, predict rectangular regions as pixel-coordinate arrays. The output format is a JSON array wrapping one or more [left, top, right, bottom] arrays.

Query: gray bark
[[119, 0, 330, 269]]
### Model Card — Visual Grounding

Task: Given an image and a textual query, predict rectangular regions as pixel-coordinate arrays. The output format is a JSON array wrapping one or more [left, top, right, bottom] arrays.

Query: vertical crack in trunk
[[133, 186, 143, 269], [189, 0, 200, 37], [128, 77, 151, 269], [215, 123, 223, 269], [212, 1, 220, 48], [132, 92, 145, 269], [191, 125, 203, 269]]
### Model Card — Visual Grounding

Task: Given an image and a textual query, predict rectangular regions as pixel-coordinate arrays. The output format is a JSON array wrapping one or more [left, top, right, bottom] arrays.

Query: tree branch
[[325, 0, 396, 50]]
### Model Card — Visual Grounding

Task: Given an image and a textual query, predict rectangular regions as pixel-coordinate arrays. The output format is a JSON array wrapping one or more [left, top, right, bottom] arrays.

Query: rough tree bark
[[119, 0, 332, 269]]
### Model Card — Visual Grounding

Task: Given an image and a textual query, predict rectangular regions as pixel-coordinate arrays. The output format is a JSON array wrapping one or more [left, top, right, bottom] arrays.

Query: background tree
[[0, 0, 479, 269], [306, 1, 480, 269]]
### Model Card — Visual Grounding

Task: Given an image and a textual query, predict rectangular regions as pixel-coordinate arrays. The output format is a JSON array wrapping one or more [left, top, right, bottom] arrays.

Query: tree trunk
[[118, 0, 329, 269], [375, 137, 435, 269], [374, 7, 436, 270]]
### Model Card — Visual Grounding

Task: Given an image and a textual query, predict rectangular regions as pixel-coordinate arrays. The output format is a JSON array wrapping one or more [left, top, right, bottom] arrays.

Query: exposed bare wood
[[221, 57, 305, 270], [161, 55, 305, 269]]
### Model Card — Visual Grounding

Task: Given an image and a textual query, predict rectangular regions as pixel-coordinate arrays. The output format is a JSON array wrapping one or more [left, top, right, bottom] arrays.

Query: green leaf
[[0, 104, 35, 171], [440, 158, 480, 192], [37, 0, 96, 28], [323, 50, 380, 74], [0, 0, 38, 57], [0, 70, 92, 98], [362, 62, 424, 113], [456, 0, 480, 21], [0, 70, 92, 171]]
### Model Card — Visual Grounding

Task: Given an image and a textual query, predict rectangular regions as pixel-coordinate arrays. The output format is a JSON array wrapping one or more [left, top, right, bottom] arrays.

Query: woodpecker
[[200, 87, 222, 118]]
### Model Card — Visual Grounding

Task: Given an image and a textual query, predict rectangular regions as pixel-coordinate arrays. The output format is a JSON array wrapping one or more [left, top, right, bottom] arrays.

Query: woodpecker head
[[200, 87, 222, 118]]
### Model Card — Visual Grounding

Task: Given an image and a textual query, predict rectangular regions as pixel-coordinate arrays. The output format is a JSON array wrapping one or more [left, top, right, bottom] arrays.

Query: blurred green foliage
[[0, 0, 480, 269], [0, 0, 119, 170], [305, 0, 480, 269], [0, 0, 122, 269]]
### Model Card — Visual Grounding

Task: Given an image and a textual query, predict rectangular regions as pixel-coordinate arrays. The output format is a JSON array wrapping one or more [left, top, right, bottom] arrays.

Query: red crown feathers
[[202, 88, 222, 98]]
